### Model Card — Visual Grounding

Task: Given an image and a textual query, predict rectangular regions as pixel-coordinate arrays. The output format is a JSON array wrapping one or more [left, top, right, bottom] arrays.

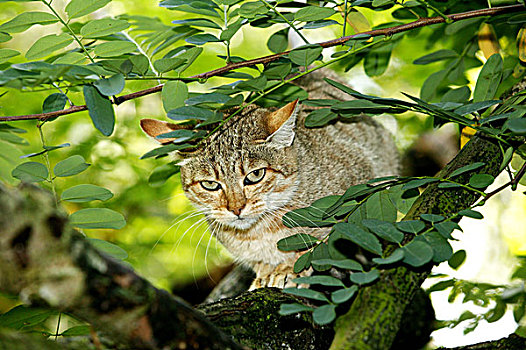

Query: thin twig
[[483, 160, 526, 202], [0, 4, 523, 123]]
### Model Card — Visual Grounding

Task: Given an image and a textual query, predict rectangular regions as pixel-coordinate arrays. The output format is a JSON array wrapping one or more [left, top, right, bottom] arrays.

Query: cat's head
[[141, 100, 300, 231]]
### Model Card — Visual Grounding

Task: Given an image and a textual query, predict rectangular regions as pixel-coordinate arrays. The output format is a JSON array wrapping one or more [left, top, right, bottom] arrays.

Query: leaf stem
[[122, 31, 160, 84], [37, 122, 58, 206], [41, 0, 96, 64]]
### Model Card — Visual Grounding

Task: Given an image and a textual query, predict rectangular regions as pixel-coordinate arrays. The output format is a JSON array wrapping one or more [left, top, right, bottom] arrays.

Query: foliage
[[0, 0, 525, 346]]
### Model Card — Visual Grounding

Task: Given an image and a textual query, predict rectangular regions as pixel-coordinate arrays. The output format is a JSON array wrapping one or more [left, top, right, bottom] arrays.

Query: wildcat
[[141, 70, 400, 290]]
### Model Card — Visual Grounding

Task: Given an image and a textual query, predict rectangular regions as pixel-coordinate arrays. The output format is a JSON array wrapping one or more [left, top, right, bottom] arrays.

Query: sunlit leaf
[[294, 6, 336, 22], [70, 208, 126, 229], [162, 81, 188, 113], [94, 41, 137, 57], [61, 184, 113, 202], [11, 162, 48, 182], [473, 53, 503, 103], [53, 155, 90, 177], [87, 237, 128, 259], [66, 0, 112, 19], [288, 44, 323, 67], [0, 12, 58, 33], [80, 18, 130, 38], [413, 49, 458, 65], [26, 33, 73, 60], [0, 48, 19, 64]]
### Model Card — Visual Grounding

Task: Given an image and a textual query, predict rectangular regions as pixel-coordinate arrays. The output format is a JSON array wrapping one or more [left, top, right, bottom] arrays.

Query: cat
[[141, 70, 400, 290]]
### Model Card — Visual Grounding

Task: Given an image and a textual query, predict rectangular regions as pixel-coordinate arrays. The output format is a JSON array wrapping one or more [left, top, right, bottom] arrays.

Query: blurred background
[[0, 0, 524, 347]]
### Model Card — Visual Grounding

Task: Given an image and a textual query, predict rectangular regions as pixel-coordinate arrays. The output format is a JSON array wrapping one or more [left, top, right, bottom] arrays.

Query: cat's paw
[[249, 262, 310, 290]]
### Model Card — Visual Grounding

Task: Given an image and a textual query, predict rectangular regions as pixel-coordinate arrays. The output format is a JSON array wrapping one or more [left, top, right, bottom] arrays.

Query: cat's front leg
[[249, 261, 311, 290]]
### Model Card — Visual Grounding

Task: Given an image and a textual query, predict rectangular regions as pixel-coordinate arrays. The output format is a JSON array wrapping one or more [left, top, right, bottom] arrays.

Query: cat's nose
[[230, 205, 245, 217]]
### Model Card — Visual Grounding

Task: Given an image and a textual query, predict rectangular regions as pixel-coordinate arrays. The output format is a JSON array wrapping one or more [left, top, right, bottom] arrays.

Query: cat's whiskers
[[171, 216, 208, 256], [149, 208, 204, 255], [192, 220, 215, 283], [159, 192, 188, 203]]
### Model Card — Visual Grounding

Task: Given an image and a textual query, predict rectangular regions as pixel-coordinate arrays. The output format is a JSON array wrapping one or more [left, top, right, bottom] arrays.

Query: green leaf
[[364, 43, 392, 77], [0, 12, 58, 33], [61, 184, 113, 202], [473, 53, 503, 103], [148, 163, 180, 187], [350, 269, 380, 284], [185, 33, 220, 45], [335, 222, 383, 255], [420, 69, 447, 101], [313, 304, 336, 325], [87, 238, 128, 259], [80, 18, 130, 38], [434, 221, 461, 239], [220, 18, 243, 41], [294, 6, 336, 22], [167, 106, 217, 121], [442, 86, 471, 103], [395, 220, 425, 234], [402, 178, 438, 191], [172, 18, 221, 29], [331, 285, 358, 304], [458, 209, 483, 219], [469, 173, 494, 188], [372, 248, 404, 265], [485, 301, 506, 323], [448, 249, 466, 270], [267, 29, 288, 54], [283, 287, 328, 302], [402, 240, 433, 267], [362, 219, 404, 244], [419, 214, 445, 223], [153, 57, 186, 74], [11, 162, 48, 182], [293, 275, 345, 287], [26, 33, 73, 60], [279, 303, 313, 315], [427, 279, 455, 293], [83, 85, 115, 136], [438, 182, 462, 189], [413, 49, 458, 65], [66, 0, 112, 19], [332, 100, 405, 115], [93, 74, 125, 96], [53, 155, 90, 177], [293, 251, 312, 273], [449, 162, 486, 178], [506, 118, 526, 135], [70, 208, 126, 229], [453, 100, 500, 116], [305, 108, 338, 127], [277, 233, 319, 251], [263, 61, 291, 80], [162, 81, 188, 113], [238, 1, 267, 19], [61, 325, 91, 337], [365, 191, 397, 222], [94, 41, 137, 57], [0, 32, 12, 43], [312, 258, 363, 271], [42, 93, 68, 113], [417, 232, 453, 263], [0, 48, 19, 64], [289, 44, 323, 67], [0, 306, 56, 330]]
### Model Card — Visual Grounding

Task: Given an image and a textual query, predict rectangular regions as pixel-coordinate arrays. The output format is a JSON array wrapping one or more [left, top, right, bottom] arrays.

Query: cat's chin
[[222, 217, 258, 231]]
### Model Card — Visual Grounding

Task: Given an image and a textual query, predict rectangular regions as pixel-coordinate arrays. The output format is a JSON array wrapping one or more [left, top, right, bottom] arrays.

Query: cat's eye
[[200, 181, 221, 191], [244, 168, 266, 185]]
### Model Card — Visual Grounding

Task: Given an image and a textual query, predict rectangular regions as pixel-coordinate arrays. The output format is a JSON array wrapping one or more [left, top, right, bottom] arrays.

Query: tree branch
[[0, 4, 522, 123]]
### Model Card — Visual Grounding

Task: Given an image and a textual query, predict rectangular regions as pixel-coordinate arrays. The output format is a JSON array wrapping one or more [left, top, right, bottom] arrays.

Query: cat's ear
[[140, 118, 186, 144], [264, 99, 299, 148]]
